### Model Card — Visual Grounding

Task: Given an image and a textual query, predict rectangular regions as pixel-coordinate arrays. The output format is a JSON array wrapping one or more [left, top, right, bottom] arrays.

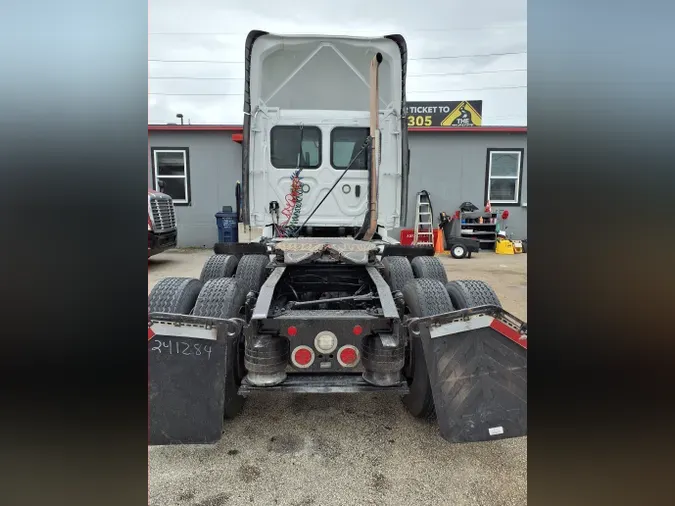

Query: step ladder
[[413, 191, 434, 246]]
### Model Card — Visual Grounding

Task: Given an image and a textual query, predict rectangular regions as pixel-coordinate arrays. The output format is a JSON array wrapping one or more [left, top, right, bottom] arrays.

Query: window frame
[[151, 147, 191, 205], [484, 148, 524, 206], [270, 125, 322, 169], [330, 126, 371, 171]]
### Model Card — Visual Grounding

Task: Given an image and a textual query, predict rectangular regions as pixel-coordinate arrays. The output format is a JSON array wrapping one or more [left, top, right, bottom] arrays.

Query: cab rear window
[[330, 127, 369, 170], [270, 126, 321, 169]]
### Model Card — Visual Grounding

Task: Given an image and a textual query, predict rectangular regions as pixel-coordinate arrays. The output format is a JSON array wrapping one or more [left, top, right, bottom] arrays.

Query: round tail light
[[291, 345, 314, 368], [337, 345, 360, 368], [314, 330, 338, 353]]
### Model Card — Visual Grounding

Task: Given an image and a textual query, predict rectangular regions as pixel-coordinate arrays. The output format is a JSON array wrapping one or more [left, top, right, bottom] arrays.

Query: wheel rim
[[453, 246, 464, 257]]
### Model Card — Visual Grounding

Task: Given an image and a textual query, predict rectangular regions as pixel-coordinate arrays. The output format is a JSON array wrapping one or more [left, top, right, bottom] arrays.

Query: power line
[[149, 76, 243, 81], [148, 68, 527, 81], [148, 51, 526, 65], [148, 84, 526, 97], [411, 85, 526, 93], [148, 59, 243, 64], [149, 92, 244, 96], [409, 68, 526, 78], [410, 51, 525, 61], [148, 26, 526, 36]]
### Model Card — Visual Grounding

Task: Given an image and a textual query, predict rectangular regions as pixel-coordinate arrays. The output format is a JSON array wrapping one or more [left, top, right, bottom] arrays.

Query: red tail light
[[337, 345, 359, 368], [291, 345, 314, 368], [352, 325, 363, 336], [287, 325, 298, 337]]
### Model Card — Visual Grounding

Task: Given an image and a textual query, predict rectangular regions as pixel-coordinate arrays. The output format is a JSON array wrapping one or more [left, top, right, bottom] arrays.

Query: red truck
[[147, 188, 177, 257]]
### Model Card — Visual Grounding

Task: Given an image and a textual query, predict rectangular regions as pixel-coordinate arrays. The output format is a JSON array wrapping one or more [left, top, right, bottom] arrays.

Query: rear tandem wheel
[[148, 277, 203, 314], [410, 256, 448, 284], [235, 254, 270, 294], [381, 256, 414, 292], [400, 278, 455, 420], [200, 254, 239, 283], [192, 278, 249, 419], [445, 279, 502, 309]]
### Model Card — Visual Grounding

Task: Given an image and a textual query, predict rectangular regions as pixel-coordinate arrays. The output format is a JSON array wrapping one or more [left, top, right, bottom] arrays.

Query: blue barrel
[[215, 210, 238, 243]]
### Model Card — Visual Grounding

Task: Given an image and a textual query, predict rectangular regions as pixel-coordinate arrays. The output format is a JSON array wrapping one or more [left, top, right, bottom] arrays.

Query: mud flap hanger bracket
[[149, 313, 246, 339], [403, 305, 527, 349]]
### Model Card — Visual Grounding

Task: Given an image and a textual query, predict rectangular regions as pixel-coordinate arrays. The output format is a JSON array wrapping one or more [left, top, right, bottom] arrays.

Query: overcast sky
[[148, 0, 527, 126]]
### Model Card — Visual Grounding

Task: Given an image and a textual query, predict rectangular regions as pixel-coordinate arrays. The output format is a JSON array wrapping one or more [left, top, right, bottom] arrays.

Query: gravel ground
[[148, 248, 527, 506]]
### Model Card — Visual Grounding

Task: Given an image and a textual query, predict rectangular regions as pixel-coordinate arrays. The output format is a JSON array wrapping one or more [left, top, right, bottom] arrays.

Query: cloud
[[148, 0, 527, 125]]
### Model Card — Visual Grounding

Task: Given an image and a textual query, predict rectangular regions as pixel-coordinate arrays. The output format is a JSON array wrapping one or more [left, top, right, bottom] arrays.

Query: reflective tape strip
[[148, 327, 155, 341], [429, 315, 494, 338], [490, 318, 527, 350], [428, 315, 527, 350], [149, 323, 218, 341]]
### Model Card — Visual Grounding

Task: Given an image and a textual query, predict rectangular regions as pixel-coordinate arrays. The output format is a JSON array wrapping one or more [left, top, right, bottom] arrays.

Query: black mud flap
[[148, 314, 244, 445], [407, 306, 527, 443]]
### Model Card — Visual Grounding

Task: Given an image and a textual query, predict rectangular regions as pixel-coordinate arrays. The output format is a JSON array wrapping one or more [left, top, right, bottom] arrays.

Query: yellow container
[[495, 238, 515, 255]]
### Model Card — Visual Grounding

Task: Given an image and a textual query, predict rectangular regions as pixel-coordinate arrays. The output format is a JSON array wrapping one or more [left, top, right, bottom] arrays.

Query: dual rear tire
[[400, 277, 503, 420], [150, 253, 500, 423], [149, 254, 270, 419], [380, 255, 448, 292], [380, 255, 502, 420], [199, 253, 270, 295]]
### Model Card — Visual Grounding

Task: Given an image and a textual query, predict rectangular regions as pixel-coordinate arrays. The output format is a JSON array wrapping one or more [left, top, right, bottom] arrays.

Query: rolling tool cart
[[438, 212, 480, 259]]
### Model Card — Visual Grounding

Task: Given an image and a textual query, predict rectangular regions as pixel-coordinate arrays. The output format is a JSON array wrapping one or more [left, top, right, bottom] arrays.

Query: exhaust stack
[[363, 52, 383, 241]]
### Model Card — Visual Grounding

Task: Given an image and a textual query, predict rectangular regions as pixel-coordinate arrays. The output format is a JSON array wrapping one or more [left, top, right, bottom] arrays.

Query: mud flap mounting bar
[[405, 305, 527, 349], [404, 306, 527, 443]]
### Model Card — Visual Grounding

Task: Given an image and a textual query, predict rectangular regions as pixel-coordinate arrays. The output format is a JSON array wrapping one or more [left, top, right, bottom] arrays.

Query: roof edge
[[148, 125, 242, 132], [149, 124, 526, 134], [409, 126, 526, 133]]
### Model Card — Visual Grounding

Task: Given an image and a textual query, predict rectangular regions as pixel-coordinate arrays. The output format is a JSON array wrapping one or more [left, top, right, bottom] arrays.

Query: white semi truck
[[148, 31, 527, 445]]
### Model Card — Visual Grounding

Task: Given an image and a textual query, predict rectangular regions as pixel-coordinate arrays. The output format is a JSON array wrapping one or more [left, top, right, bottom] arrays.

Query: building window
[[270, 126, 321, 169], [152, 148, 190, 204], [485, 149, 523, 204], [331, 127, 369, 170]]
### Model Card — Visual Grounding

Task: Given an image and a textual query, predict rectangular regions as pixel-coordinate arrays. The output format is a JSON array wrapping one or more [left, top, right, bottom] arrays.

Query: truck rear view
[[148, 31, 527, 447]]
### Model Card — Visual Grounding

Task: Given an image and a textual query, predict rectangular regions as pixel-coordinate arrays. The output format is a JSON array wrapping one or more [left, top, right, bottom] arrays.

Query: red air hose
[[278, 175, 303, 237]]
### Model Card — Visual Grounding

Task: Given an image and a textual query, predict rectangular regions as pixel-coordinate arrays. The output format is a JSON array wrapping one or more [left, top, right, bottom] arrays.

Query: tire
[[381, 256, 414, 292], [411, 256, 448, 284], [445, 280, 502, 309], [235, 254, 270, 294], [192, 277, 248, 418], [450, 244, 467, 259], [149, 277, 202, 314], [401, 278, 455, 420], [200, 254, 239, 283], [193, 277, 247, 320]]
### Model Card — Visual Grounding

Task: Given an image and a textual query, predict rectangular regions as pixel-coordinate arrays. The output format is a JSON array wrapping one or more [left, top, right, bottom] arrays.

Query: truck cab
[[147, 188, 177, 257], [242, 32, 409, 239]]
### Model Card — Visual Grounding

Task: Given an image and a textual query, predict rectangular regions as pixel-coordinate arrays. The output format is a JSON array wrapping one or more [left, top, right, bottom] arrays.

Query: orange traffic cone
[[434, 228, 445, 255]]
